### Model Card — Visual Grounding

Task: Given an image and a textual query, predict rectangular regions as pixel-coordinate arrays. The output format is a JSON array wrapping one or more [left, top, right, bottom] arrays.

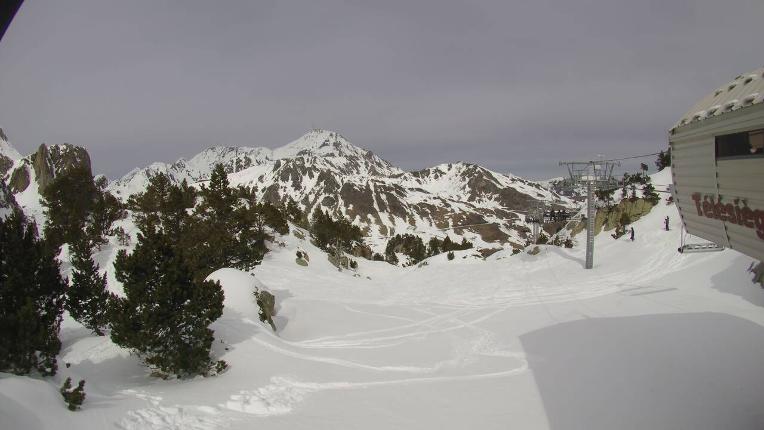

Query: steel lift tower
[[558, 160, 619, 269], [526, 201, 546, 245]]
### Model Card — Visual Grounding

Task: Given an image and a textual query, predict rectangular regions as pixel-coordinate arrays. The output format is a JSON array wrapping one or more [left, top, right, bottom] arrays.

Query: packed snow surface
[[3, 169, 764, 429]]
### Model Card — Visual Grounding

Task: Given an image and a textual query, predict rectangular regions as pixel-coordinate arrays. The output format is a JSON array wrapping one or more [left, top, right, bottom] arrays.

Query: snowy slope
[[4, 168, 764, 429], [0, 127, 22, 165], [108, 129, 575, 251], [0, 128, 21, 219]]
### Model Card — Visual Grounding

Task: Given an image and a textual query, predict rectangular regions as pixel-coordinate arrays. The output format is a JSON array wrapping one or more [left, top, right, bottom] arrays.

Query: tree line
[[385, 233, 473, 265], [0, 163, 295, 380]]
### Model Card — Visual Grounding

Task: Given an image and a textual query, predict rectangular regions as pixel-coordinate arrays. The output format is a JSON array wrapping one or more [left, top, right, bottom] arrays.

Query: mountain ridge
[[0, 128, 576, 251], [107, 129, 575, 251]]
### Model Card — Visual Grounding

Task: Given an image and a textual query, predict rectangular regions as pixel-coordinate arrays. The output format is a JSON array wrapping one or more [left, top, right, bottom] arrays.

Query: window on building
[[715, 129, 764, 159]]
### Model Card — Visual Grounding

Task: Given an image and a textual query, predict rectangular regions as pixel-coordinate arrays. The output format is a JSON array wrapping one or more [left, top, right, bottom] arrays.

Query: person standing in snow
[[630, 227, 635, 241], [664, 216, 670, 231]]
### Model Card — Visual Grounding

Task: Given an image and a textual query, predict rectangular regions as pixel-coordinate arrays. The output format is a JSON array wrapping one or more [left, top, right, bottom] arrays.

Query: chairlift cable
[[598, 152, 662, 163]]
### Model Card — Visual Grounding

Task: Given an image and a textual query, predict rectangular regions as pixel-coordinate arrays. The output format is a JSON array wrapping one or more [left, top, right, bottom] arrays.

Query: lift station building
[[670, 66, 764, 262]]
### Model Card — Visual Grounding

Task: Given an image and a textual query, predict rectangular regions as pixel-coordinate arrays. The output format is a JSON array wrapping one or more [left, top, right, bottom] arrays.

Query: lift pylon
[[558, 160, 620, 269]]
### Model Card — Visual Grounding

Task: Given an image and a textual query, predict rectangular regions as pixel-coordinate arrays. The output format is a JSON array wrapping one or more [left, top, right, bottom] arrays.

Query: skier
[[630, 227, 635, 241], [664, 216, 670, 231]]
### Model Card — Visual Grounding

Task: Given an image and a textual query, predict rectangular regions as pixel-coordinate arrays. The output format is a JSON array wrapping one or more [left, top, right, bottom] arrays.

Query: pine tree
[[66, 239, 112, 336], [258, 202, 289, 235], [0, 211, 66, 375], [309, 208, 361, 253], [231, 203, 268, 271], [109, 228, 225, 377], [595, 188, 615, 207], [655, 149, 671, 171], [86, 187, 125, 249], [384, 234, 427, 264], [42, 166, 100, 249], [620, 173, 630, 200], [442, 235, 454, 252], [285, 198, 305, 226], [199, 164, 236, 224], [193, 164, 243, 274], [310, 207, 333, 250], [427, 237, 441, 256], [642, 183, 660, 204], [127, 173, 170, 231]]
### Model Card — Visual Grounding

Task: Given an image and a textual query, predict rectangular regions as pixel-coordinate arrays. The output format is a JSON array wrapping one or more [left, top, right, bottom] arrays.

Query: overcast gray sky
[[0, 0, 762, 179]]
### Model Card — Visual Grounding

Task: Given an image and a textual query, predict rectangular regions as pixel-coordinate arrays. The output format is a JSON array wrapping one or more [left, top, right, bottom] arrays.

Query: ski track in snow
[[113, 231, 694, 426], [219, 300, 528, 416], [118, 303, 530, 424], [14, 168, 757, 429], [215, 233, 687, 419], [116, 405, 229, 430]]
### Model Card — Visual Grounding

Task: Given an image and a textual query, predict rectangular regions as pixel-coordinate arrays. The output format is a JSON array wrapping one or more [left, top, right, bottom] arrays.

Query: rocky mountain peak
[[106, 130, 574, 251], [6, 143, 91, 194], [0, 128, 21, 176], [271, 129, 398, 177]]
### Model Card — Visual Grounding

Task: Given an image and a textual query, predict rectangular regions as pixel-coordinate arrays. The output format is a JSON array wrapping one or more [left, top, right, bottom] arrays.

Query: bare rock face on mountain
[[109, 129, 575, 251], [33, 144, 92, 191], [6, 143, 92, 194], [7, 166, 29, 193]]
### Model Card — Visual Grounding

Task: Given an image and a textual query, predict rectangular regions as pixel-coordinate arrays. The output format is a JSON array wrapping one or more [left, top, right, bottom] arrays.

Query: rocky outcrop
[[568, 198, 655, 238], [255, 290, 276, 332], [351, 243, 373, 260], [594, 198, 655, 234], [0, 154, 13, 177], [7, 165, 29, 193], [6, 143, 91, 194], [31, 144, 92, 191]]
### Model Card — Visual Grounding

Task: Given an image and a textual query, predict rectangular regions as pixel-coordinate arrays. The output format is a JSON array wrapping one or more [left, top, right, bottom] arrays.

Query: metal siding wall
[[671, 135, 728, 246], [717, 158, 764, 261], [671, 90, 764, 262], [717, 158, 764, 197]]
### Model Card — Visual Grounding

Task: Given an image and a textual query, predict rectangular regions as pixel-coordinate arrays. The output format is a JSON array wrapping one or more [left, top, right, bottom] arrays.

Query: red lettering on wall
[[742, 206, 755, 228], [755, 209, 764, 240], [692, 193, 703, 216], [687, 193, 764, 241], [702, 198, 714, 218]]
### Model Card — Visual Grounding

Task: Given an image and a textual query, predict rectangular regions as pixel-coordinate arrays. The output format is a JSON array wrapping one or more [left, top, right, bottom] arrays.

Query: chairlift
[[543, 209, 572, 222]]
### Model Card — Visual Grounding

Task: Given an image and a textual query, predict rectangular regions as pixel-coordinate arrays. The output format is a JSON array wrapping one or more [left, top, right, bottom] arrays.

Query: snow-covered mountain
[[109, 129, 576, 250], [0, 128, 576, 250]]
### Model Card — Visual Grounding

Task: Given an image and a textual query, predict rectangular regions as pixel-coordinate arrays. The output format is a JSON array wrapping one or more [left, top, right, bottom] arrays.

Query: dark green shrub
[[60, 377, 86, 411]]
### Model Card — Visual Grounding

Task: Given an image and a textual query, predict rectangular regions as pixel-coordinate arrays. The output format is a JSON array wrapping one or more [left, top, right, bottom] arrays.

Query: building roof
[[672, 66, 764, 133]]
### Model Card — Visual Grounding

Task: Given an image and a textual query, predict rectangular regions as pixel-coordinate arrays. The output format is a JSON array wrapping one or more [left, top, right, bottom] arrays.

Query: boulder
[[255, 290, 276, 332], [351, 243, 373, 260], [8, 165, 29, 193]]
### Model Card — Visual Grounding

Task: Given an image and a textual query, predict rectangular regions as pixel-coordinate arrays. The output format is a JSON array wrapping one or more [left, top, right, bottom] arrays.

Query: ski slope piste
[[2, 168, 764, 430]]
